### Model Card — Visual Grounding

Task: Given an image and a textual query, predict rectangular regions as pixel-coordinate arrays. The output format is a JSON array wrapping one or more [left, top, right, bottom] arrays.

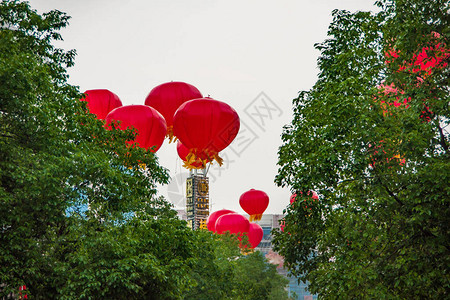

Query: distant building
[[251, 214, 317, 300]]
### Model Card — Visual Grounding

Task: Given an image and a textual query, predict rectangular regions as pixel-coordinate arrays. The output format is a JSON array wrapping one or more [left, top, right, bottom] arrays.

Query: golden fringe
[[213, 153, 223, 166], [181, 150, 225, 170], [166, 126, 177, 143], [182, 150, 208, 170], [241, 248, 254, 255], [249, 214, 263, 222]]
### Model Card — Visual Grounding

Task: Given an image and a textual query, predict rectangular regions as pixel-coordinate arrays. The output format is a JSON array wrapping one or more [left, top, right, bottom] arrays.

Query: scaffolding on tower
[[185, 168, 209, 230]]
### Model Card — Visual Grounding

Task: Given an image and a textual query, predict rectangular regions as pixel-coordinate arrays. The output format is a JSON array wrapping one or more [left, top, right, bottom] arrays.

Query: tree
[[185, 232, 289, 300], [56, 215, 203, 299], [0, 1, 172, 297], [272, 0, 449, 298], [57, 219, 289, 299], [0, 1, 290, 298]]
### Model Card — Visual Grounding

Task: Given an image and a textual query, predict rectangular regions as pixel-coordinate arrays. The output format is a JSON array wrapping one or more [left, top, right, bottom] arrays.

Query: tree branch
[[0, 133, 14, 138], [437, 123, 448, 153], [380, 180, 404, 206]]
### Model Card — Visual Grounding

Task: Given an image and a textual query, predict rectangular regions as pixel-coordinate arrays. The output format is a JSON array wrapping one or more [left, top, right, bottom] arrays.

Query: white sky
[[29, 0, 377, 214]]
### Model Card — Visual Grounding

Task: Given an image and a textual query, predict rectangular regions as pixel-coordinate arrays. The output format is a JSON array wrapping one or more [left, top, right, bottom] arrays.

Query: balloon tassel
[[186, 152, 196, 164], [183, 150, 207, 170], [214, 153, 224, 166], [166, 126, 177, 143], [249, 214, 263, 222], [241, 248, 254, 255]]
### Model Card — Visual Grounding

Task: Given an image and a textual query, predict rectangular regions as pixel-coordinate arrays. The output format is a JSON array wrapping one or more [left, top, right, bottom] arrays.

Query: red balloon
[[105, 105, 167, 152], [239, 189, 269, 222], [290, 191, 318, 204], [247, 222, 263, 248], [215, 213, 250, 240], [81, 89, 122, 120], [145, 82, 202, 141], [173, 98, 240, 168], [176, 141, 211, 169], [206, 209, 235, 233]]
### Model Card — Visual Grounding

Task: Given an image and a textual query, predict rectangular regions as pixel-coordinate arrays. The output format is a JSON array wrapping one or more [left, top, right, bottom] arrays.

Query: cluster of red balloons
[[207, 210, 263, 249], [80, 82, 240, 168], [206, 189, 270, 249], [81, 88, 167, 152]]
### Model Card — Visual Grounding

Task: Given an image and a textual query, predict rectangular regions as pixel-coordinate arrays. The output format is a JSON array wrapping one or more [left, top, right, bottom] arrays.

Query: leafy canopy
[[273, 0, 449, 298]]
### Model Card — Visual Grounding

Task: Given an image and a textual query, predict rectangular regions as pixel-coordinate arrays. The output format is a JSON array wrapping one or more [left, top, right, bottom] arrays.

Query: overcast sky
[[29, 0, 377, 215]]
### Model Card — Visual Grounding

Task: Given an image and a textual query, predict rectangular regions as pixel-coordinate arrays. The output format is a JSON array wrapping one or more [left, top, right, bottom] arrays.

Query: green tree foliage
[[0, 0, 172, 297], [57, 225, 289, 299], [185, 232, 289, 300], [273, 0, 449, 298], [0, 1, 290, 298], [58, 216, 201, 299]]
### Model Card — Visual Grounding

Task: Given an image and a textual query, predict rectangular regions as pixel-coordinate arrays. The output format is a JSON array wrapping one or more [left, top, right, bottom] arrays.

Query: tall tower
[[185, 169, 209, 230]]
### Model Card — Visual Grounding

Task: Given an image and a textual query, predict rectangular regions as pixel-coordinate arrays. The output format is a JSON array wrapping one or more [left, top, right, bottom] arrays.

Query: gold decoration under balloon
[[166, 126, 178, 143], [249, 214, 263, 222], [181, 150, 224, 169]]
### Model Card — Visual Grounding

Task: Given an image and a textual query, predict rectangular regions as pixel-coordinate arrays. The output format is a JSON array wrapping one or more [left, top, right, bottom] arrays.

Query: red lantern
[[239, 189, 269, 221], [290, 191, 318, 204], [247, 222, 263, 248], [177, 141, 211, 170], [81, 89, 123, 120], [215, 213, 250, 239], [105, 105, 167, 152], [145, 82, 202, 141], [173, 98, 240, 167], [206, 209, 235, 233]]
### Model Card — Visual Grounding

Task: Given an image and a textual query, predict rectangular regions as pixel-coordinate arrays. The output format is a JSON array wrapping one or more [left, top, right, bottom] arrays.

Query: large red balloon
[[105, 105, 167, 152], [215, 213, 250, 240], [81, 89, 123, 120], [177, 141, 211, 169], [239, 189, 269, 221], [290, 191, 318, 204], [173, 98, 240, 168], [206, 209, 235, 233], [247, 222, 263, 249], [145, 82, 202, 141]]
